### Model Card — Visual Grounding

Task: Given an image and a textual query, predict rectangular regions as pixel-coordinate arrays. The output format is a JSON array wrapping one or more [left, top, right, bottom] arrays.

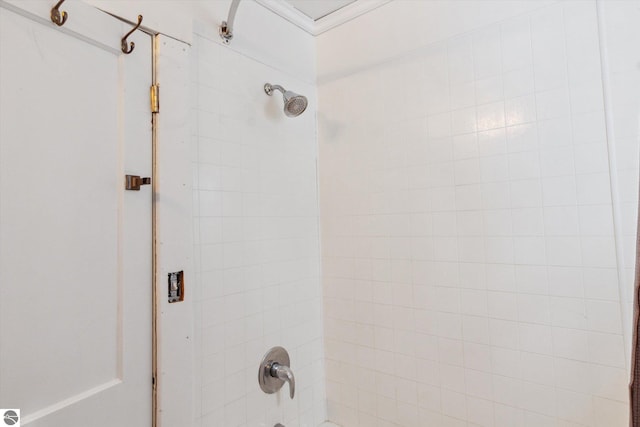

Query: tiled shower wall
[[190, 29, 326, 427], [318, 1, 637, 426]]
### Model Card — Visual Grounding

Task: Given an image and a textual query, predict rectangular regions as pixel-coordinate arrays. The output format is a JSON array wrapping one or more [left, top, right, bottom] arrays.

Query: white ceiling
[[284, 0, 357, 21], [255, 0, 389, 35]]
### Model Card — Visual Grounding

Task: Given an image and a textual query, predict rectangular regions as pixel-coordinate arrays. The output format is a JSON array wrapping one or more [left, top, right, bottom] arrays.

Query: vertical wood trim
[[151, 33, 159, 427]]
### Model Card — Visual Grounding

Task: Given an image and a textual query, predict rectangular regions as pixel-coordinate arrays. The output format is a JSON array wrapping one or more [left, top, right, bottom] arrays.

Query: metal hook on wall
[[121, 15, 143, 54], [50, 0, 68, 26]]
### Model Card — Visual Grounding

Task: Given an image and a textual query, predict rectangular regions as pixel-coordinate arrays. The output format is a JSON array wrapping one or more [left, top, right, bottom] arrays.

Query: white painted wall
[[317, 0, 639, 426]]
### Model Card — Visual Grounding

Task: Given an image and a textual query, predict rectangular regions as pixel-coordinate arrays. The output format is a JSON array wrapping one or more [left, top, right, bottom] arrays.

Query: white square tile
[[512, 208, 544, 236], [570, 82, 604, 115], [589, 364, 628, 402], [537, 118, 572, 148], [459, 263, 487, 290], [476, 75, 504, 105], [503, 68, 535, 99], [455, 158, 482, 185], [494, 403, 525, 427], [439, 338, 465, 368], [576, 173, 612, 205], [477, 102, 506, 131], [546, 236, 582, 266], [520, 352, 554, 385], [464, 342, 492, 371], [572, 112, 607, 144], [543, 206, 579, 236], [456, 211, 484, 236], [506, 94, 537, 126], [573, 143, 609, 174], [456, 184, 483, 210], [492, 371, 522, 407], [508, 152, 541, 180], [465, 370, 493, 400], [594, 397, 628, 427], [450, 81, 476, 109], [542, 176, 577, 206], [482, 182, 511, 209], [460, 289, 487, 316], [453, 133, 479, 160], [555, 357, 591, 393], [539, 147, 575, 177], [517, 294, 551, 325], [506, 123, 538, 153], [520, 382, 556, 416], [428, 112, 453, 138], [488, 291, 518, 320], [555, 389, 594, 426], [514, 236, 546, 265], [462, 315, 490, 345], [510, 179, 542, 208], [586, 300, 622, 334], [484, 209, 512, 236], [589, 331, 625, 368], [452, 107, 478, 135], [448, 36, 475, 84], [550, 297, 587, 329], [442, 389, 467, 420], [515, 265, 549, 295], [583, 268, 618, 301], [519, 323, 553, 354], [581, 237, 617, 268], [553, 327, 589, 361], [536, 88, 571, 120], [489, 319, 520, 349], [478, 128, 507, 156], [480, 155, 509, 183], [474, 28, 502, 79], [548, 266, 584, 298], [501, 16, 533, 72], [485, 237, 515, 264], [491, 347, 522, 378]]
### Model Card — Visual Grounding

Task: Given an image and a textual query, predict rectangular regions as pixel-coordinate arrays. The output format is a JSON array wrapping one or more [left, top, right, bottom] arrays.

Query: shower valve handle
[[270, 362, 295, 399]]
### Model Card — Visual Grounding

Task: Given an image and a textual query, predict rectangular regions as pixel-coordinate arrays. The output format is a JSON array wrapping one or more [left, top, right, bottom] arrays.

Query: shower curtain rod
[[220, 0, 241, 44]]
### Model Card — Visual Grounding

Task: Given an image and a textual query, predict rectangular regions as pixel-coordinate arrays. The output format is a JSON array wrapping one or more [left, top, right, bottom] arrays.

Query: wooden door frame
[[110, 16, 160, 425], [151, 32, 159, 427], [150, 33, 195, 427], [112, 16, 195, 426], [92, 13, 195, 427]]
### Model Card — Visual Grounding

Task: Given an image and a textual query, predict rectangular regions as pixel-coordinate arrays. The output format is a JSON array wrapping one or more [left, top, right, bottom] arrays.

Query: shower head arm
[[220, 0, 241, 44], [264, 83, 285, 97]]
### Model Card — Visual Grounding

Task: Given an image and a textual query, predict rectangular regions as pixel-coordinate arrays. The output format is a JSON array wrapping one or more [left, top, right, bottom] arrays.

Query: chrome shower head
[[264, 83, 308, 118]]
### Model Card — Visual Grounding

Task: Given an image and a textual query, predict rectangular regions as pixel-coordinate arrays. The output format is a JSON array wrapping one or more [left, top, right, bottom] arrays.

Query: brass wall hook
[[50, 0, 68, 26], [121, 15, 143, 54]]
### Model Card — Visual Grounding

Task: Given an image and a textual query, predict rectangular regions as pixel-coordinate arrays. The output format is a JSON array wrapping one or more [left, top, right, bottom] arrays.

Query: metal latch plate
[[168, 271, 184, 303]]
